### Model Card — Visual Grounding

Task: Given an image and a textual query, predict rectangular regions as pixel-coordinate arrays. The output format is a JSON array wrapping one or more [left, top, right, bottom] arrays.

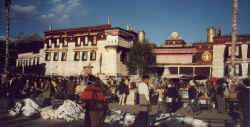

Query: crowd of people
[[0, 72, 249, 127]]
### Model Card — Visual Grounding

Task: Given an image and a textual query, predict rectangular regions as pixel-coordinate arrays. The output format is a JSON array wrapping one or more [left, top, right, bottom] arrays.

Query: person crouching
[[80, 74, 108, 127]]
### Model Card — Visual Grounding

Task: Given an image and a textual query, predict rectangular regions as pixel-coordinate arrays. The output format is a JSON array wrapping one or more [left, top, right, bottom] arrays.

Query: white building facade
[[16, 24, 137, 76]]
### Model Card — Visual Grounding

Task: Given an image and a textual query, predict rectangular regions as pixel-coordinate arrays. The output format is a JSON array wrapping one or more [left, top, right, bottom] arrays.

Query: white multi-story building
[[16, 23, 138, 76]]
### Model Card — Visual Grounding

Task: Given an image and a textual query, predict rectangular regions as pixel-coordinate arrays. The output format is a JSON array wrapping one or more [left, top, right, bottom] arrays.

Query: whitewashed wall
[[212, 44, 225, 78]]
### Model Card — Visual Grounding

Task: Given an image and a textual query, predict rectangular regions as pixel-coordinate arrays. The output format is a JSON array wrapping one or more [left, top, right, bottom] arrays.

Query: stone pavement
[[0, 103, 237, 127]]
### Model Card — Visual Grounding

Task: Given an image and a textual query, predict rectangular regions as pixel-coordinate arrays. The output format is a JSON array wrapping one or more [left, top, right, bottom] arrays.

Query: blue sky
[[0, 0, 249, 44]]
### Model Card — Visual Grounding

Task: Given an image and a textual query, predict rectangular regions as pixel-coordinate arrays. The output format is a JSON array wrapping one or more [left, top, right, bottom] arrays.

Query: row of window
[[45, 51, 96, 61], [17, 58, 40, 67], [46, 36, 97, 48], [224, 45, 250, 58], [224, 64, 250, 76]]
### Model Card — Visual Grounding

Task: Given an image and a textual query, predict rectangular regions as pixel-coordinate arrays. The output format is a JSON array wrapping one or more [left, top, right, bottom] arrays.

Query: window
[[120, 51, 127, 63], [236, 46, 242, 58], [92, 36, 97, 45], [29, 59, 32, 66], [63, 38, 68, 47], [25, 60, 28, 66], [33, 58, 36, 65], [17, 60, 20, 67], [84, 36, 88, 45], [55, 39, 60, 48], [235, 64, 242, 76], [45, 52, 51, 61], [82, 51, 88, 61], [89, 36, 93, 45], [80, 37, 85, 46], [22, 60, 25, 66], [61, 52, 67, 61], [224, 46, 229, 58], [53, 52, 59, 61], [75, 37, 81, 47], [74, 51, 80, 61], [52, 38, 57, 47], [37, 57, 40, 65], [248, 45, 250, 58], [90, 50, 96, 61], [228, 46, 240, 57], [46, 39, 52, 48], [248, 64, 250, 76]]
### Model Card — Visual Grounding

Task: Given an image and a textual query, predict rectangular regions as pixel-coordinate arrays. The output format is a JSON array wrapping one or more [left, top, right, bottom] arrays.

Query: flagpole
[[231, 0, 238, 81], [4, 0, 11, 73]]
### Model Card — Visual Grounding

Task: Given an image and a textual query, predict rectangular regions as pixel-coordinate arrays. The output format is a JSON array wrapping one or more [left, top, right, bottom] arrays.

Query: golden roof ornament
[[171, 32, 178, 40], [107, 16, 111, 25]]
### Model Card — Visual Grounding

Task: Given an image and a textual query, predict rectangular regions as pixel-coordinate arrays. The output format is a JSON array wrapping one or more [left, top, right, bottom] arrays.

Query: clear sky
[[0, 0, 249, 44]]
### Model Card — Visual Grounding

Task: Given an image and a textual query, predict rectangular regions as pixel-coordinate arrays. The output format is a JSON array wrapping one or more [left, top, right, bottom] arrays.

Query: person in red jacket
[[80, 74, 108, 127]]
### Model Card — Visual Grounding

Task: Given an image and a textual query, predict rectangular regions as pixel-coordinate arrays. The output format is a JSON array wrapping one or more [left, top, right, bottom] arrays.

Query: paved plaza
[[0, 102, 238, 127]]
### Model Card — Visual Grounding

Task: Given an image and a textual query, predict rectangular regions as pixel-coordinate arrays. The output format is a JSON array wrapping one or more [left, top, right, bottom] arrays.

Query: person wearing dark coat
[[237, 79, 250, 127], [117, 78, 129, 105], [215, 79, 225, 113], [65, 76, 76, 99], [188, 85, 197, 101]]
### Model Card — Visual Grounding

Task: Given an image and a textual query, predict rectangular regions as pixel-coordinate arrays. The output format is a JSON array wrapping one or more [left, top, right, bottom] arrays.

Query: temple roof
[[45, 24, 111, 33], [213, 34, 250, 43]]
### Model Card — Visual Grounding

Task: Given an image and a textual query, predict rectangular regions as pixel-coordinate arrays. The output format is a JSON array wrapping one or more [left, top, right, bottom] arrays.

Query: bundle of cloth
[[104, 109, 137, 126], [153, 114, 208, 127], [8, 98, 40, 117], [40, 100, 85, 122]]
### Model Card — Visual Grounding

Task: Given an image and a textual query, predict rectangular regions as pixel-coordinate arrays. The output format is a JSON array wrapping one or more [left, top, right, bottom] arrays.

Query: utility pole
[[4, 0, 11, 73], [231, 0, 238, 80]]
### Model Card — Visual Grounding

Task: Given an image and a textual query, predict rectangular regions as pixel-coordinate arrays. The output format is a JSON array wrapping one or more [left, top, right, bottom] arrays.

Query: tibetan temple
[[16, 21, 250, 78], [152, 25, 250, 78]]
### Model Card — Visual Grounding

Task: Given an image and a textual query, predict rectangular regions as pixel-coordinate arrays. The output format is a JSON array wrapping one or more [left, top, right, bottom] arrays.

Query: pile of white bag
[[8, 98, 40, 117], [104, 110, 137, 126], [154, 113, 208, 127], [40, 100, 85, 122], [122, 113, 136, 126], [104, 110, 124, 124], [8, 102, 23, 116]]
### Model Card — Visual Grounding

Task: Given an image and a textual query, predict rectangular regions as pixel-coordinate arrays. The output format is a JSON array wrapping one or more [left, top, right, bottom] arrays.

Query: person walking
[[80, 74, 108, 127]]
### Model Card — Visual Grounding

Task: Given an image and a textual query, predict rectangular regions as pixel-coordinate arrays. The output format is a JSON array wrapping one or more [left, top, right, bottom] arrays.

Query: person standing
[[133, 75, 150, 127], [237, 79, 250, 127], [117, 78, 128, 105], [80, 74, 108, 127], [216, 79, 225, 113], [65, 76, 76, 100]]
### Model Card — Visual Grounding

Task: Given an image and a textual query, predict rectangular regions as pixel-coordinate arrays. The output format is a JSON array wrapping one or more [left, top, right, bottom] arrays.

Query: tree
[[125, 40, 155, 77]]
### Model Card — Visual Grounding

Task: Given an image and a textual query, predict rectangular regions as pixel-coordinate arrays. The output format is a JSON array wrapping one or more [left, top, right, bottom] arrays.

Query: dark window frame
[[53, 52, 59, 61], [82, 51, 88, 61], [83, 36, 88, 46], [61, 52, 67, 61], [90, 51, 96, 61], [74, 51, 80, 61], [45, 52, 51, 61], [46, 39, 52, 48], [92, 36, 97, 46], [75, 37, 81, 47]]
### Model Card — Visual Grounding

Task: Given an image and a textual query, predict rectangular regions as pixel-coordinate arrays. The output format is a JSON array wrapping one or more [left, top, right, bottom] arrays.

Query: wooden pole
[[231, 0, 238, 80]]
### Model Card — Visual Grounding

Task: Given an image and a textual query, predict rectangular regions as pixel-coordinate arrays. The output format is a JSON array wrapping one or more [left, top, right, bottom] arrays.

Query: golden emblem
[[171, 32, 178, 40], [201, 51, 212, 62]]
